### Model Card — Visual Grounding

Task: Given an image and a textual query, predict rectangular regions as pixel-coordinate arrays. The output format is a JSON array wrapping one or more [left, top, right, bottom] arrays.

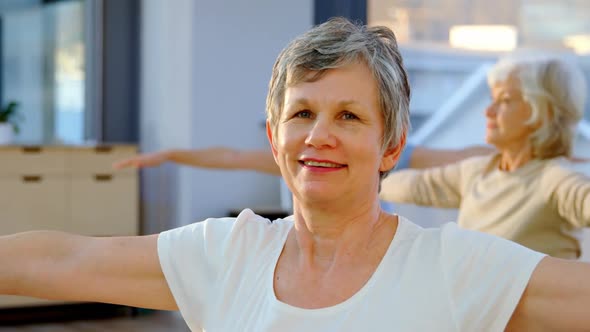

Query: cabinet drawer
[[69, 174, 138, 236], [68, 145, 137, 174], [0, 146, 67, 175], [0, 175, 68, 235]]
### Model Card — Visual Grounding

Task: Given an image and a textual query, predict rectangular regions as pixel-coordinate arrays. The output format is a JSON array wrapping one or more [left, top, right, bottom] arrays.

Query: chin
[[485, 134, 498, 145], [298, 187, 337, 204], [485, 139, 504, 151]]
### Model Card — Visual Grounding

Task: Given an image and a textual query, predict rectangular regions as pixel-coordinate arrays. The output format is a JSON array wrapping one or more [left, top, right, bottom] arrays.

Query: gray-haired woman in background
[[381, 55, 590, 259]]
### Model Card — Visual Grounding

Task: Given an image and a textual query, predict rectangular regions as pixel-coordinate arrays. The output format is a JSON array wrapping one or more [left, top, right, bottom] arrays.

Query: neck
[[289, 197, 393, 270], [498, 141, 534, 171]]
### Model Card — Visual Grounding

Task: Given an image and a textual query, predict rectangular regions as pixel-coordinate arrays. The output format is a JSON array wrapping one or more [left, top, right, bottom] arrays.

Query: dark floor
[[0, 304, 189, 332]]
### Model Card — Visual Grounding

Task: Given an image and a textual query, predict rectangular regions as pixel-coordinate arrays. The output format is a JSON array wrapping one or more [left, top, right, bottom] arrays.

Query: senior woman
[[380, 55, 590, 259], [2, 18, 590, 331]]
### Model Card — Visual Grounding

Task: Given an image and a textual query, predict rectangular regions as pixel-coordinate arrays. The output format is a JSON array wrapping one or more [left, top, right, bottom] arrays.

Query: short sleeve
[[157, 209, 280, 330], [157, 216, 236, 330], [439, 223, 545, 331]]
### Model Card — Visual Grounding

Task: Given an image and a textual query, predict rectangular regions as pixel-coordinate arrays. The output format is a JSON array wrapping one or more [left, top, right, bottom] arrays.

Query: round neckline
[[490, 154, 544, 176], [266, 215, 408, 315]]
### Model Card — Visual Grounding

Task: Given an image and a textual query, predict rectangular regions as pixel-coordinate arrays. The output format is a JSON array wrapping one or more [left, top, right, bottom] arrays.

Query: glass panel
[[1, 0, 86, 144], [53, 1, 85, 143], [368, 0, 590, 128], [368, 0, 590, 53], [2, 3, 45, 142]]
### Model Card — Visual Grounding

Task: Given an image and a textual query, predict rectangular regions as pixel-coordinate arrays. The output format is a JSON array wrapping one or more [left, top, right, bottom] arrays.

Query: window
[[368, 0, 590, 130], [1, 0, 91, 144]]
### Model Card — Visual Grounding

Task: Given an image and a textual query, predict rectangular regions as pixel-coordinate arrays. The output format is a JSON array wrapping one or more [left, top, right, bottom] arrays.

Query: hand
[[570, 156, 590, 163], [112, 152, 169, 170]]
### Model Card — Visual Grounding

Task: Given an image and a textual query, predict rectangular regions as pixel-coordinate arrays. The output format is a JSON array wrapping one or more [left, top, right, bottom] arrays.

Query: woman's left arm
[[507, 257, 590, 330], [551, 166, 590, 227]]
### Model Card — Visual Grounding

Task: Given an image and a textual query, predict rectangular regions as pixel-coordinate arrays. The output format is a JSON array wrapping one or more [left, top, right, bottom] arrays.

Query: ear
[[379, 131, 407, 173], [266, 120, 279, 163]]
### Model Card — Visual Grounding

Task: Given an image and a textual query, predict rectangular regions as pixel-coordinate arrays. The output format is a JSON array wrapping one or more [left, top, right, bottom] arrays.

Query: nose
[[485, 102, 497, 119], [305, 116, 336, 148]]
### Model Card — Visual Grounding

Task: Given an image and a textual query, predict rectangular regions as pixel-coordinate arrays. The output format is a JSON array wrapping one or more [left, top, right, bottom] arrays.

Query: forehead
[[491, 74, 522, 96], [284, 62, 380, 109]]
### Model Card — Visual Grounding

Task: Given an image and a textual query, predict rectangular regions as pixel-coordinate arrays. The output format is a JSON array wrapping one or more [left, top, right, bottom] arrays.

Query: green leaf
[[0, 101, 20, 123]]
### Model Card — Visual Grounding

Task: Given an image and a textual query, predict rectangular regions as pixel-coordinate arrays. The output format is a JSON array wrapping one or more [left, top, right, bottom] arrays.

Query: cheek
[[498, 108, 523, 125], [277, 125, 304, 151], [355, 139, 382, 162]]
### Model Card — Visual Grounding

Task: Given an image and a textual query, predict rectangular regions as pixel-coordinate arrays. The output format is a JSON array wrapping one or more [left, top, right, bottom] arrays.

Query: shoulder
[[392, 217, 543, 280], [457, 153, 497, 172], [160, 208, 292, 243], [398, 218, 504, 255], [158, 209, 293, 264], [541, 157, 590, 183], [403, 219, 544, 268], [225, 209, 294, 249]]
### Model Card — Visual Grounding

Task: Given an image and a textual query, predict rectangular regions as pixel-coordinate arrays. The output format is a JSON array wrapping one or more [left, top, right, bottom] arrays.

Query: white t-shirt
[[158, 209, 545, 332]]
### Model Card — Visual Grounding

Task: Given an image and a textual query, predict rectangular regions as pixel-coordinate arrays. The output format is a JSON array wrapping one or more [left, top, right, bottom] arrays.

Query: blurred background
[[0, 0, 589, 329]]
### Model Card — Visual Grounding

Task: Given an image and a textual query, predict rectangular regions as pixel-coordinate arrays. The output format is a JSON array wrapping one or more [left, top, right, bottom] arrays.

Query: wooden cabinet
[[69, 173, 138, 236], [0, 144, 139, 308], [66, 145, 139, 236]]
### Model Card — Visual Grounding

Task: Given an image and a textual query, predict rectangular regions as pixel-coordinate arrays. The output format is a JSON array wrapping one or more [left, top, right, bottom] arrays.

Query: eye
[[492, 97, 509, 106], [341, 111, 359, 120], [295, 110, 312, 118]]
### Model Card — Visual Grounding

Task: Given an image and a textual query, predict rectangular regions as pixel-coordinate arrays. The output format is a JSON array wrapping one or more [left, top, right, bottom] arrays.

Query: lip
[[486, 123, 497, 129], [300, 158, 343, 164], [299, 158, 347, 172]]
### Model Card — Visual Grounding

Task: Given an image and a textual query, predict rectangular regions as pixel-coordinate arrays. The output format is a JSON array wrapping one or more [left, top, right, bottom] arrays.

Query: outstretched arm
[[0, 231, 176, 310], [380, 161, 465, 208], [507, 257, 590, 330], [570, 156, 590, 163], [113, 147, 280, 176], [550, 166, 590, 228], [408, 145, 588, 169]]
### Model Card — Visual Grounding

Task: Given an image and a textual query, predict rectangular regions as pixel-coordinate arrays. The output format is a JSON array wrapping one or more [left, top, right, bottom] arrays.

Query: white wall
[[422, 94, 490, 149], [574, 136, 590, 159], [140, 0, 313, 231]]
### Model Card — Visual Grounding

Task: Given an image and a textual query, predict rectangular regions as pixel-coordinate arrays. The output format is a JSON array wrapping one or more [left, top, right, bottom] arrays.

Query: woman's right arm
[[113, 147, 281, 176], [0, 231, 177, 311], [380, 161, 466, 208]]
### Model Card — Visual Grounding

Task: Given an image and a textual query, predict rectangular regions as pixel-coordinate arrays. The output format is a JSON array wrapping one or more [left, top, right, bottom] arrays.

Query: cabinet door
[[0, 175, 67, 235], [69, 174, 138, 236]]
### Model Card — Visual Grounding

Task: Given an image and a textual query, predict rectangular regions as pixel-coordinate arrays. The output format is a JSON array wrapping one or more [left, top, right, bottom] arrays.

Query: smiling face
[[267, 62, 400, 207], [485, 75, 538, 151]]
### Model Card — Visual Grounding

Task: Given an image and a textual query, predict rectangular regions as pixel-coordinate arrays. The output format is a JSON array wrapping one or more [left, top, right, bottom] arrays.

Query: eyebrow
[[286, 98, 363, 108], [493, 88, 521, 98]]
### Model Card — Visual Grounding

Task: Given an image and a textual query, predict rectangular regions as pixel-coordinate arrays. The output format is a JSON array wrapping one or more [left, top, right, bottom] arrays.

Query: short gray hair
[[487, 56, 587, 158], [266, 17, 411, 179]]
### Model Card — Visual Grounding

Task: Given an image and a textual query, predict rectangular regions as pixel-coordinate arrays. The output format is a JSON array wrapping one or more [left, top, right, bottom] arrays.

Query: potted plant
[[0, 101, 21, 144]]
